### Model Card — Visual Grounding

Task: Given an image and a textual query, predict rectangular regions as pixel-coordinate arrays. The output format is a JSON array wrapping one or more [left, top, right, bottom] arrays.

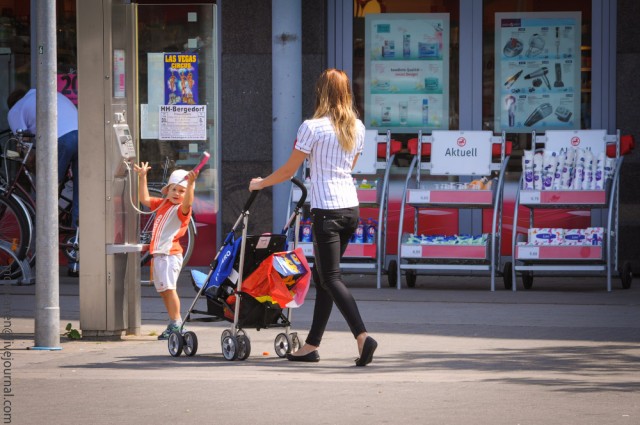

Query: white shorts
[[153, 254, 183, 293]]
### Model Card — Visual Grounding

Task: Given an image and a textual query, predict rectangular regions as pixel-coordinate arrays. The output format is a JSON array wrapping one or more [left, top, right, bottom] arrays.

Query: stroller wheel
[[221, 329, 232, 345], [168, 331, 184, 357], [221, 335, 239, 361], [237, 334, 251, 361], [183, 331, 198, 357], [274, 333, 293, 358]]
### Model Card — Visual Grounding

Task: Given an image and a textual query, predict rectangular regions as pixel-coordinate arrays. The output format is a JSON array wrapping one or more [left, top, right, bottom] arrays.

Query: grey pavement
[[2, 268, 640, 425]]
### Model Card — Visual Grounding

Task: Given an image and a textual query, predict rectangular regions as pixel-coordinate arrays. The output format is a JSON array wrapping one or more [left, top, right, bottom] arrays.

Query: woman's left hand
[[249, 177, 264, 191]]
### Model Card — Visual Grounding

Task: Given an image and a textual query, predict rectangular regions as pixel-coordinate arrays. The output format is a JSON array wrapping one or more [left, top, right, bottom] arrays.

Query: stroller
[[166, 177, 310, 361]]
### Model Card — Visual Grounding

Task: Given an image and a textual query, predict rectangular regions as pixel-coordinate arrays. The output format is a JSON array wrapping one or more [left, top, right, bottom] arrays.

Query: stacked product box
[[523, 227, 603, 246]]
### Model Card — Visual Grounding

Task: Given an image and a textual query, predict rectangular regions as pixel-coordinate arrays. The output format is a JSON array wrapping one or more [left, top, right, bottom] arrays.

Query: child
[[134, 162, 199, 340]]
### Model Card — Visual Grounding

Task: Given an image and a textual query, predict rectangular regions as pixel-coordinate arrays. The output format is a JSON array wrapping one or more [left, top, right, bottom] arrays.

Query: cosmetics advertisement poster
[[495, 12, 581, 133], [365, 13, 449, 133]]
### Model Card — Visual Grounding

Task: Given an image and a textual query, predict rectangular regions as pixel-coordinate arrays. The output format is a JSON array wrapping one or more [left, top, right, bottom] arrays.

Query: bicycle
[[0, 129, 35, 276], [0, 129, 79, 278]]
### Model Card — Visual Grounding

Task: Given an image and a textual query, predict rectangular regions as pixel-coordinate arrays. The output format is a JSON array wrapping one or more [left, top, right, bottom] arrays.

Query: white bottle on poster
[[403, 33, 411, 58], [422, 99, 429, 125]]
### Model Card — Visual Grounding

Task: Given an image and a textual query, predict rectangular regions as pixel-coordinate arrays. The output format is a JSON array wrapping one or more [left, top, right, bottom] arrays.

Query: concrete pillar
[[272, 0, 302, 232]]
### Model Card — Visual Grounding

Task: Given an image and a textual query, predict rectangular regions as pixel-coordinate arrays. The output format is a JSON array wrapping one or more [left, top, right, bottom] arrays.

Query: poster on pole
[[364, 13, 450, 133], [494, 12, 581, 133]]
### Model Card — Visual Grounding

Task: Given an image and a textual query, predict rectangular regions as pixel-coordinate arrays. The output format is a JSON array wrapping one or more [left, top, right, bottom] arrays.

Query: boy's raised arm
[[134, 162, 151, 208], [181, 170, 199, 215]]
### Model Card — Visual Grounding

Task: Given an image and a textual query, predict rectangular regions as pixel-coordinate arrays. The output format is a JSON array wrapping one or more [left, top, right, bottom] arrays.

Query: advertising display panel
[[365, 13, 449, 133], [494, 12, 581, 133]]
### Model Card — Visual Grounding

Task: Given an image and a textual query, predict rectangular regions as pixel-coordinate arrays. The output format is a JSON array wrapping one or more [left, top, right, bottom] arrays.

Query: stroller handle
[[245, 177, 306, 212], [291, 176, 307, 208], [244, 190, 260, 212]]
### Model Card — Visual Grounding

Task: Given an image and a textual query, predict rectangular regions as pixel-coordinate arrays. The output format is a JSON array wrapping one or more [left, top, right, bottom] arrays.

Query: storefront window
[[353, 1, 460, 140], [0, 0, 78, 131], [483, 0, 592, 150], [137, 2, 219, 266], [0, 0, 77, 130]]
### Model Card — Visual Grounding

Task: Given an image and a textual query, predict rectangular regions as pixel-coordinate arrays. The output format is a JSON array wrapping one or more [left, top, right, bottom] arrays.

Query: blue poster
[[364, 14, 450, 133], [164, 52, 199, 105]]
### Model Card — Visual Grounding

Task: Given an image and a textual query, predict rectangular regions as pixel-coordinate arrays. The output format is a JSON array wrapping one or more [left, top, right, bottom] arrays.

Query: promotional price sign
[[520, 190, 541, 204], [429, 131, 492, 175], [517, 246, 540, 259], [543, 129, 607, 155]]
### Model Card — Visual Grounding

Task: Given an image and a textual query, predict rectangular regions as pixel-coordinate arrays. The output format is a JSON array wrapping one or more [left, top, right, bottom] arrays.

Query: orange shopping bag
[[240, 247, 311, 308]]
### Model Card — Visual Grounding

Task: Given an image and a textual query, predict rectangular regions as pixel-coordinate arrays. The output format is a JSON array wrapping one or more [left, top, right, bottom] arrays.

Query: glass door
[[137, 2, 220, 266]]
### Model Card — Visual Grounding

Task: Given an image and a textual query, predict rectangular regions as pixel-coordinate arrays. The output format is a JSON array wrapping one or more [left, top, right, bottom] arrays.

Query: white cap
[[161, 169, 189, 195]]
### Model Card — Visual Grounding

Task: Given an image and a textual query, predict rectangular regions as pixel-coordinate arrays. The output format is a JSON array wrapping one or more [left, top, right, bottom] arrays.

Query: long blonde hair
[[312, 69, 358, 152]]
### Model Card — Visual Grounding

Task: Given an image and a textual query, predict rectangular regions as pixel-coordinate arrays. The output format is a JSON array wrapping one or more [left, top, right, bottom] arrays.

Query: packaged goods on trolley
[[405, 233, 488, 245], [523, 227, 603, 246], [349, 217, 378, 244], [522, 147, 615, 191], [512, 129, 634, 291], [429, 177, 493, 191], [353, 178, 378, 189], [299, 218, 312, 242]]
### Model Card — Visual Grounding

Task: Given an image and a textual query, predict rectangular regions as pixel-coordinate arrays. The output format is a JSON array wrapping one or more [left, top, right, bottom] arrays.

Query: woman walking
[[249, 69, 377, 366]]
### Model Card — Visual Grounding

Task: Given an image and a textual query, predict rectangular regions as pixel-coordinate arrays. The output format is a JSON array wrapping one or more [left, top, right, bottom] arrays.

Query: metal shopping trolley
[[510, 129, 634, 291], [395, 130, 512, 290]]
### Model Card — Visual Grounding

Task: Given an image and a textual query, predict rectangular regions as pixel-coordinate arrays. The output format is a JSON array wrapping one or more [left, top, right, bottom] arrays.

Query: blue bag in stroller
[[191, 231, 242, 298]]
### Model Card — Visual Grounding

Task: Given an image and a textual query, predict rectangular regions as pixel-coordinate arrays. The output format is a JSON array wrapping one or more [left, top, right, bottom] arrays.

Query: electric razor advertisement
[[495, 12, 581, 133], [365, 13, 450, 133]]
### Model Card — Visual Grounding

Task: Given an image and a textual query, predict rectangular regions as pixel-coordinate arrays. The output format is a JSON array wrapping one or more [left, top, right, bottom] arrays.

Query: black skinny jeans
[[306, 206, 367, 347]]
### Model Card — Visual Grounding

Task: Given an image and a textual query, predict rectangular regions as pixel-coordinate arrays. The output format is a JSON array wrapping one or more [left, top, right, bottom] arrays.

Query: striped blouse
[[295, 117, 365, 210]]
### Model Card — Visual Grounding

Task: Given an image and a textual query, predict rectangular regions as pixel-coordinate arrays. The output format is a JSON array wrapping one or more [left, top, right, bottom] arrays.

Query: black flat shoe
[[355, 336, 377, 367], [287, 350, 320, 362]]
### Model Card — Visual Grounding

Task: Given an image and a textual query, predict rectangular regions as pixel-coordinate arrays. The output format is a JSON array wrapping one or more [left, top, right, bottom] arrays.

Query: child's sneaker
[[157, 323, 183, 340]]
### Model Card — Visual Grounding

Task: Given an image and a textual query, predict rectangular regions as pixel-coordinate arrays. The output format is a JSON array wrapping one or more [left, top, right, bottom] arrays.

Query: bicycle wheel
[[139, 188, 196, 266], [0, 195, 31, 275], [8, 190, 36, 269], [0, 175, 36, 278]]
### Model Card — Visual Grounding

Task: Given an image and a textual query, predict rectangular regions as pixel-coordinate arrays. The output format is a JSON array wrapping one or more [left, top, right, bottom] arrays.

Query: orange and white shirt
[[149, 197, 191, 256]]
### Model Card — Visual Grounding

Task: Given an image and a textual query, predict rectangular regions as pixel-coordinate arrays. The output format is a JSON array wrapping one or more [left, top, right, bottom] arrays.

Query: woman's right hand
[[249, 177, 264, 191]]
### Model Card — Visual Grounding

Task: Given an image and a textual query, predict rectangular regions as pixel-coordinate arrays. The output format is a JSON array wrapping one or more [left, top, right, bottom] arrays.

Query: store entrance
[[136, 2, 220, 266]]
